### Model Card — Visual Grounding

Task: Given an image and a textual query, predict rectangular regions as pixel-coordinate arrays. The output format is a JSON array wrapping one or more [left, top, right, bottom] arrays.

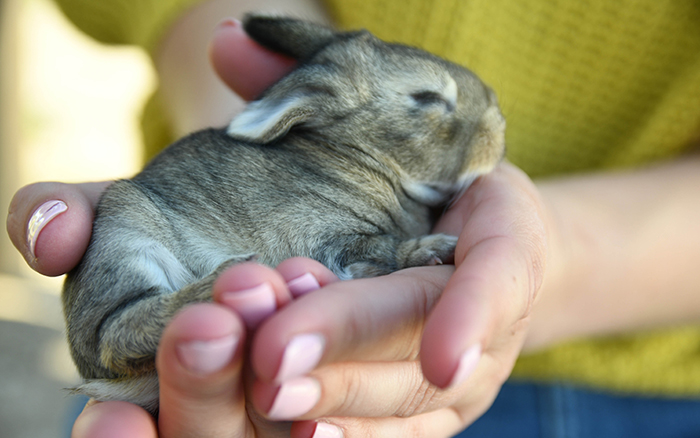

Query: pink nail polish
[[220, 283, 276, 329], [287, 272, 321, 297], [448, 344, 482, 388], [216, 17, 241, 29], [27, 200, 67, 259], [275, 333, 325, 383], [176, 334, 239, 375], [267, 377, 321, 420], [313, 422, 344, 438]]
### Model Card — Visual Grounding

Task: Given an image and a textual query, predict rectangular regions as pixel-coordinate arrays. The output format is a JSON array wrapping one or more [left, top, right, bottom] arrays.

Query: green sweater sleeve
[[52, 0, 203, 54]]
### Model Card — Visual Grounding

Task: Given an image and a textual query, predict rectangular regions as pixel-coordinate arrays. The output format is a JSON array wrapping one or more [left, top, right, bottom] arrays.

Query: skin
[[6, 1, 700, 437]]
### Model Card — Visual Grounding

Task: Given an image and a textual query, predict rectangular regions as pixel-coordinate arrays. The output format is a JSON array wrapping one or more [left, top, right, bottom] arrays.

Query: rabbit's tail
[[69, 372, 159, 415]]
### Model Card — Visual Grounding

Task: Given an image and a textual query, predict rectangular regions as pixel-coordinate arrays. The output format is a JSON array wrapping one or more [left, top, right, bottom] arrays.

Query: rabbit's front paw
[[342, 261, 394, 279], [339, 234, 458, 279], [398, 234, 458, 269]]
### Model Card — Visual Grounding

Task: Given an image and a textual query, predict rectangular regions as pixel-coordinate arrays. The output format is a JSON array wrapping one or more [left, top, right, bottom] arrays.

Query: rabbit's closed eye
[[411, 91, 452, 107]]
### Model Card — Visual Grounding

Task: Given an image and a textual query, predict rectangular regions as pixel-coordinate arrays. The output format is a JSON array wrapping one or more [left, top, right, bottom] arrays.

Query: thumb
[[156, 304, 248, 437], [6, 181, 110, 276], [209, 19, 297, 101], [421, 237, 538, 388]]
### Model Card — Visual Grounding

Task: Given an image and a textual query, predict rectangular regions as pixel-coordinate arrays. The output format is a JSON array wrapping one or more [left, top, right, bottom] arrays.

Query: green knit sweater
[[53, 0, 700, 396]]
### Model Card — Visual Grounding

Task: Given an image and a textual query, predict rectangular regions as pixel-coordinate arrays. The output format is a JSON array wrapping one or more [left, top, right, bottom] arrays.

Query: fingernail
[[220, 283, 276, 329], [216, 17, 241, 29], [176, 334, 239, 375], [267, 377, 321, 420], [27, 200, 67, 259], [313, 422, 344, 438], [448, 344, 482, 388], [287, 273, 321, 297], [275, 333, 325, 383]]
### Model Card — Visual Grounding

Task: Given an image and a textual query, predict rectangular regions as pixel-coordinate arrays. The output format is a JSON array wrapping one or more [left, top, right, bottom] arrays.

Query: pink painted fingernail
[[448, 344, 482, 388], [313, 422, 344, 438], [275, 333, 325, 383], [287, 273, 321, 297], [176, 334, 239, 375], [220, 283, 276, 329], [216, 17, 241, 29], [267, 377, 321, 420], [27, 200, 67, 259]]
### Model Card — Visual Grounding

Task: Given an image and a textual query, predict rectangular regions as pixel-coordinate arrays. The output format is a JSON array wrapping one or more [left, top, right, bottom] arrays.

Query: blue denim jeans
[[68, 382, 700, 437], [453, 382, 700, 438]]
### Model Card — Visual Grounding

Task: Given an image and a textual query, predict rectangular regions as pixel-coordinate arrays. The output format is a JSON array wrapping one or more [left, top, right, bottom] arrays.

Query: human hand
[[71, 258, 339, 438], [239, 161, 548, 437], [69, 159, 548, 438]]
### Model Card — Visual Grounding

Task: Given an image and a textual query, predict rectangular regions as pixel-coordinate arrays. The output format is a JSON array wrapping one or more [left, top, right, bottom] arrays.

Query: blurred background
[[1, 0, 154, 435]]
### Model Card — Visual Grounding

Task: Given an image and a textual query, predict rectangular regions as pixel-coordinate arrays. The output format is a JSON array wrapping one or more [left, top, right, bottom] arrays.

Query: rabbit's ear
[[243, 14, 337, 60], [227, 95, 313, 144]]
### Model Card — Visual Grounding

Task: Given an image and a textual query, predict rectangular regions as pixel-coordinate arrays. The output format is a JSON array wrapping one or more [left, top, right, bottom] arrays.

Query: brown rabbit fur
[[62, 14, 506, 412]]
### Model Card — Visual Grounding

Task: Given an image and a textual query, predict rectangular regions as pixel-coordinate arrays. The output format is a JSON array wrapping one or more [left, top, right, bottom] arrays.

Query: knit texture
[[327, 0, 700, 177], [326, 0, 700, 396], [52, 0, 700, 396]]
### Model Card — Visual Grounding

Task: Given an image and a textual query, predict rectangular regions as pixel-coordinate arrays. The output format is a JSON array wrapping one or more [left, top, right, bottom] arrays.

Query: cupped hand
[[245, 162, 548, 437], [71, 161, 549, 438], [71, 258, 339, 438]]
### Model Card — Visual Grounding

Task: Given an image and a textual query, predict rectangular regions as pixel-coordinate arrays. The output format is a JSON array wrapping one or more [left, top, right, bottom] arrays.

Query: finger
[[420, 238, 535, 388], [156, 303, 247, 438], [290, 409, 465, 438], [275, 257, 340, 297], [251, 346, 506, 421], [422, 164, 547, 388], [213, 262, 293, 330], [6, 181, 111, 276], [276, 356, 506, 437], [253, 361, 445, 421], [71, 400, 157, 438], [209, 18, 297, 101], [212, 259, 338, 330], [251, 266, 454, 384]]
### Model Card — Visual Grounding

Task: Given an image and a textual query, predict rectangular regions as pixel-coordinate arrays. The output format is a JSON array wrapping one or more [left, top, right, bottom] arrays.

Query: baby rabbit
[[62, 14, 506, 412]]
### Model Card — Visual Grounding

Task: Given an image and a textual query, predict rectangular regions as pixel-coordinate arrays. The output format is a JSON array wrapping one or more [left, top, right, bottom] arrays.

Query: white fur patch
[[75, 373, 159, 413], [442, 75, 458, 109], [337, 267, 355, 281], [403, 172, 480, 207], [402, 181, 448, 205], [130, 239, 192, 292], [227, 99, 297, 140]]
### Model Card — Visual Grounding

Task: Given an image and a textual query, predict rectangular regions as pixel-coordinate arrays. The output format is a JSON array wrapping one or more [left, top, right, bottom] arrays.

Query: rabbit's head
[[228, 15, 506, 205]]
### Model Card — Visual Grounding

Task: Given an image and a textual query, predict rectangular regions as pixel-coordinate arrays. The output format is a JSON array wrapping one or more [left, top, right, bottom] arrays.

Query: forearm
[[524, 154, 700, 351]]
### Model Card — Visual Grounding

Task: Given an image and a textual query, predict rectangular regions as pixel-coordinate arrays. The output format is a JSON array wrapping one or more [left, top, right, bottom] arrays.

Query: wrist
[[521, 158, 700, 351], [520, 177, 594, 352]]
